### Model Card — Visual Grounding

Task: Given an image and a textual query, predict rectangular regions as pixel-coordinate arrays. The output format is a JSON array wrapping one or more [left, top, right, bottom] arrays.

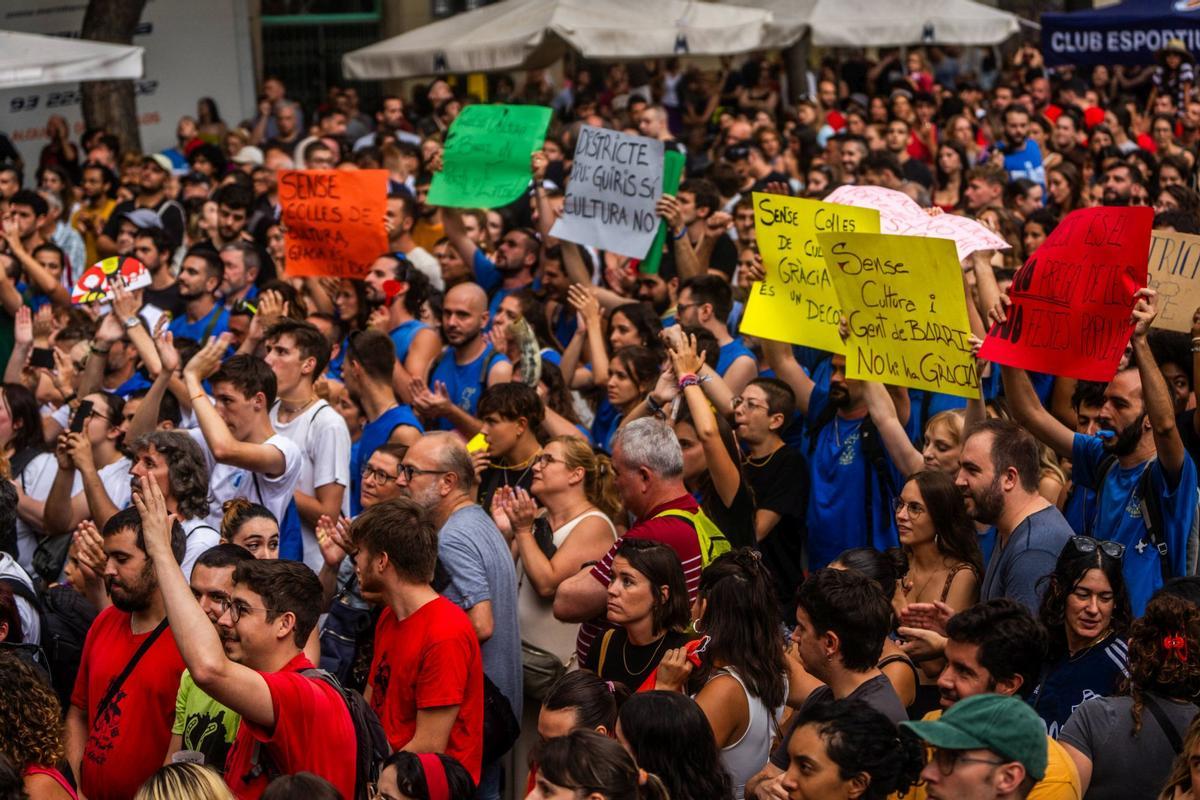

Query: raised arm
[[672, 335, 742, 506], [1001, 364, 1076, 459], [1131, 288, 1186, 479], [863, 381, 925, 476], [761, 338, 816, 415]]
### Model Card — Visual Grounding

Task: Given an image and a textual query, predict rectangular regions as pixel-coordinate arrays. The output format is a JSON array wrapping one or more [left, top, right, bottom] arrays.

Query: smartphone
[[30, 348, 55, 369], [70, 400, 94, 434]]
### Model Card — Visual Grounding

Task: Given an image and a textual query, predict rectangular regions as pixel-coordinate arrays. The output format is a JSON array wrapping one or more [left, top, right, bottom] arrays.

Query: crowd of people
[[6, 34, 1200, 800]]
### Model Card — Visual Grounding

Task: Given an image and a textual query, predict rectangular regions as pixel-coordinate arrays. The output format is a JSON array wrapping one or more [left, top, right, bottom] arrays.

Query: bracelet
[[191, 393, 208, 402], [89, 343, 110, 356], [646, 395, 663, 414], [678, 374, 700, 390], [673, 227, 688, 241]]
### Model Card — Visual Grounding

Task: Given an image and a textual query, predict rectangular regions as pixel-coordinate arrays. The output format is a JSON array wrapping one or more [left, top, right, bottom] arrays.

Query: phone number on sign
[[8, 79, 160, 113]]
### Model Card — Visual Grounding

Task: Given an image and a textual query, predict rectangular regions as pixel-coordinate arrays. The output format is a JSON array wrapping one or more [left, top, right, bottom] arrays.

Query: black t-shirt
[[902, 158, 934, 189], [477, 461, 537, 518], [703, 476, 757, 551], [709, 233, 738, 278], [143, 282, 185, 318], [746, 445, 809, 612], [102, 197, 186, 250], [583, 628, 695, 693]]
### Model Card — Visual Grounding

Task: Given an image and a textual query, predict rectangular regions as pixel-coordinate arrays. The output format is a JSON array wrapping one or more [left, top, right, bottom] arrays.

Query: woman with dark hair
[[606, 304, 663, 353], [0, 652, 75, 799], [780, 699, 923, 800], [187, 143, 227, 179], [583, 539, 694, 691], [1154, 183, 1200, 217], [1022, 208, 1059, 258], [536, 362, 589, 441], [1046, 162, 1085, 217], [617, 691, 734, 800], [3, 383, 55, 574], [1060, 593, 1200, 799], [654, 550, 786, 797], [1158, 713, 1200, 800], [592, 346, 660, 454], [335, 279, 372, 334], [1032, 536, 1132, 739], [531, 729, 669, 800], [932, 140, 968, 211], [894, 470, 982, 612], [196, 97, 227, 145], [219, 498, 279, 559], [375, 752, 475, 800]]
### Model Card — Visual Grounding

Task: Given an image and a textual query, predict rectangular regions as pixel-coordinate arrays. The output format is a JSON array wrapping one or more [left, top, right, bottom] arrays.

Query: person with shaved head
[[414, 282, 512, 433]]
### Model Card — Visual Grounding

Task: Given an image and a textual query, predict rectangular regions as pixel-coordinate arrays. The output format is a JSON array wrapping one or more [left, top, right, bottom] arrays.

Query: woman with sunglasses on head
[[1031, 536, 1132, 739], [1059, 593, 1200, 799]]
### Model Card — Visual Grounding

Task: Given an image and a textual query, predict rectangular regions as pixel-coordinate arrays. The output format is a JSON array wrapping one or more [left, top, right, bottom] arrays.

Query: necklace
[[745, 444, 782, 468], [834, 416, 842, 448], [622, 633, 668, 677], [496, 451, 539, 488], [1068, 629, 1112, 660], [278, 394, 318, 419]]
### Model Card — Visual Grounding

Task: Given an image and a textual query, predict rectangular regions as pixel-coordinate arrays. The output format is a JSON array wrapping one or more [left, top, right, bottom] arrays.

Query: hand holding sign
[[71, 256, 151, 304], [280, 169, 388, 279], [429, 104, 552, 208]]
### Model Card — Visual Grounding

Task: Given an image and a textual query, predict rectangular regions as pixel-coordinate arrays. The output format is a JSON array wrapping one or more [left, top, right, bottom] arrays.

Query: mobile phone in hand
[[30, 348, 55, 369], [70, 399, 94, 433]]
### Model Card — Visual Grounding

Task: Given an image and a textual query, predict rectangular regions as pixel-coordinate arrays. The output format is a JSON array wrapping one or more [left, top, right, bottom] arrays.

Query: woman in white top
[[654, 549, 788, 799]]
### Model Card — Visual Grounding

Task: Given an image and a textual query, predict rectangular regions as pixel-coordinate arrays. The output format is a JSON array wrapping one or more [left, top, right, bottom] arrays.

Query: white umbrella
[[343, 0, 804, 80], [0, 29, 144, 89], [732, 0, 1021, 46]]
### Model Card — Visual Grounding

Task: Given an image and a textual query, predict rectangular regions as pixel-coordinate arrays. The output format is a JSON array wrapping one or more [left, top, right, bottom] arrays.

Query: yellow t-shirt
[[71, 197, 117, 267], [898, 708, 1081, 800]]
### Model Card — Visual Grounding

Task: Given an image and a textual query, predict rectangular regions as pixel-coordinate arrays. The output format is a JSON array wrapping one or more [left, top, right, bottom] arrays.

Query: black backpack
[[250, 668, 389, 800]]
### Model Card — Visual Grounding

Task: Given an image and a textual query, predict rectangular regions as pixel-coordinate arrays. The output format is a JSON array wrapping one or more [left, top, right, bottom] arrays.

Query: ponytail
[[554, 436, 622, 522]]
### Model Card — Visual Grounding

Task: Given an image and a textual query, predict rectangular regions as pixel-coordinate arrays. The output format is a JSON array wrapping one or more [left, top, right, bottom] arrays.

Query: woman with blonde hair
[[0, 652, 74, 799], [134, 763, 233, 800]]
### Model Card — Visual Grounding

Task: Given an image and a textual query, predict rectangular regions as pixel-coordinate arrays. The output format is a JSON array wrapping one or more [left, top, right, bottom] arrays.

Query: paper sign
[[428, 104, 552, 208], [638, 149, 686, 275], [818, 232, 979, 399], [824, 185, 1010, 263], [550, 125, 666, 260], [979, 206, 1153, 382], [71, 255, 150, 304], [1147, 229, 1200, 333], [280, 169, 389, 279], [739, 193, 880, 353]]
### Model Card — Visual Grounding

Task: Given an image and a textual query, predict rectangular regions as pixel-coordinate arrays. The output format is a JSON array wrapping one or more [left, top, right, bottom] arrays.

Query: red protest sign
[[979, 206, 1153, 382], [280, 169, 388, 278]]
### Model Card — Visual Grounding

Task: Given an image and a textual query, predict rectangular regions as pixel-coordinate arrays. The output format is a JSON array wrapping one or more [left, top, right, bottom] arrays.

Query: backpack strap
[[93, 618, 169, 724], [199, 304, 223, 345], [1135, 463, 1175, 586], [1142, 693, 1185, 755], [597, 629, 616, 676], [0, 576, 48, 642], [1088, 454, 1120, 537]]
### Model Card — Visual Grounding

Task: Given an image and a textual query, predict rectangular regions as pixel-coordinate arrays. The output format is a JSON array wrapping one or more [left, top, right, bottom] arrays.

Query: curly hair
[[795, 699, 924, 799], [1124, 594, 1200, 734], [130, 431, 212, 521], [1037, 542, 1132, 662], [0, 651, 65, 769]]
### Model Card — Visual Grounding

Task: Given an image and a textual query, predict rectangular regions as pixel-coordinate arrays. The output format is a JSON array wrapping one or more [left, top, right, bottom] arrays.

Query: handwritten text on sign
[[819, 232, 979, 399], [738, 194, 880, 353], [1147, 228, 1200, 333], [280, 169, 389, 279], [979, 206, 1153, 382], [428, 104, 551, 208], [550, 125, 665, 259]]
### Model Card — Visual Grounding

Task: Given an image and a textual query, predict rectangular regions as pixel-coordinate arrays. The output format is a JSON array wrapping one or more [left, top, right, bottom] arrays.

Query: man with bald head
[[418, 282, 511, 433], [398, 432, 521, 798]]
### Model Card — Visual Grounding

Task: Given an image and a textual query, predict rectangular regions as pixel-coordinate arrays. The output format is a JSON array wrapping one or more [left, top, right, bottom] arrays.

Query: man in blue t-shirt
[[168, 248, 229, 345], [1005, 289, 1197, 614], [415, 282, 511, 435], [992, 105, 1046, 188], [1061, 381, 1107, 534], [676, 274, 758, 395], [441, 207, 537, 319]]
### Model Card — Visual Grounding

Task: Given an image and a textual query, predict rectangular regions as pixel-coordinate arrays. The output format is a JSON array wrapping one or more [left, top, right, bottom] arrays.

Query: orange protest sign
[[280, 169, 388, 278]]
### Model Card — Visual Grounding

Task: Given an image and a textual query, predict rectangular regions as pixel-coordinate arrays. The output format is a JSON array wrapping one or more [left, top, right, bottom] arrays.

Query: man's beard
[[1104, 412, 1146, 457], [107, 568, 155, 612], [828, 385, 850, 409], [1102, 189, 1130, 207], [968, 474, 1005, 525]]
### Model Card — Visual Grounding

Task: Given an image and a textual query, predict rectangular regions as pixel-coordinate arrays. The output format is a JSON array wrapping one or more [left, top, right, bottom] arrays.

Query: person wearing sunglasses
[[1031, 536, 1132, 740]]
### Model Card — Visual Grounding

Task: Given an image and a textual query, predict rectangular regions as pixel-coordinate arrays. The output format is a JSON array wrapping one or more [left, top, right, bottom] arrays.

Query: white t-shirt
[[14, 452, 78, 574], [179, 517, 221, 580], [93, 456, 133, 514], [185, 428, 303, 534], [268, 400, 351, 574], [0, 553, 40, 644]]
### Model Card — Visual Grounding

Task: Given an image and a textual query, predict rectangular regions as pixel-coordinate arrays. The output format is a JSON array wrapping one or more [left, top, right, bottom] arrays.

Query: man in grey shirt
[[958, 419, 1072, 614], [397, 432, 520, 800]]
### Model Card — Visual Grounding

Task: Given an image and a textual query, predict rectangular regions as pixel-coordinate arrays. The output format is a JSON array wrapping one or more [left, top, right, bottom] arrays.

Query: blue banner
[[1041, 0, 1200, 67]]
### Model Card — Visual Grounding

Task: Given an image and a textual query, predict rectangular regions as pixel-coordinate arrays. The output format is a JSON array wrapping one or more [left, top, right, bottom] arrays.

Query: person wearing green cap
[[902, 693, 1048, 800]]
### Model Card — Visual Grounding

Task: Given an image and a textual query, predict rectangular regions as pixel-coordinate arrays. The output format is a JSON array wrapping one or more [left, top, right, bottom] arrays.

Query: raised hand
[[73, 520, 107, 574], [12, 307, 31, 347], [567, 284, 601, 328], [503, 487, 538, 534], [32, 305, 55, 345], [111, 278, 142, 322], [656, 194, 684, 232], [667, 332, 705, 377], [184, 332, 232, 382], [1130, 287, 1158, 339], [531, 150, 549, 182], [156, 328, 180, 376]]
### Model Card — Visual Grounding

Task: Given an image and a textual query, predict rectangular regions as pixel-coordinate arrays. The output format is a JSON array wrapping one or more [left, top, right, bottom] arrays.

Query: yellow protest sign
[[738, 193, 880, 353], [817, 232, 979, 399]]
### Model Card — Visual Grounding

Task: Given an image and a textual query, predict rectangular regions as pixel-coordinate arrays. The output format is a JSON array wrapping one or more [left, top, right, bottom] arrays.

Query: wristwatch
[[123, 315, 140, 329]]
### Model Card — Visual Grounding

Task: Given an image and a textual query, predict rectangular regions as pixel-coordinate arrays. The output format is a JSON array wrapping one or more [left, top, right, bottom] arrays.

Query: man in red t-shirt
[[66, 506, 188, 800], [351, 496, 485, 782], [135, 477, 357, 800], [552, 418, 707, 659]]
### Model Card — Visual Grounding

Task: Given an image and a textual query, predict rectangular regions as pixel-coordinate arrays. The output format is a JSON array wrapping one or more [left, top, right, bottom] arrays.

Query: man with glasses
[[902, 694, 1049, 800], [675, 275, 757, 394], [138, 477, 358, 798], [733, 377, 807, 616], [43, 390, 131, 539], [398, 431, 521, 800]]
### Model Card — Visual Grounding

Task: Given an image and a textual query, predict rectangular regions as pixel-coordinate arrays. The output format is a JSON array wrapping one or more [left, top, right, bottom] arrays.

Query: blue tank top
[[716, 339, 756, 377], [389, 319, 427, 365], [351, 404, 423, 514], [428, 344, 507, 430]]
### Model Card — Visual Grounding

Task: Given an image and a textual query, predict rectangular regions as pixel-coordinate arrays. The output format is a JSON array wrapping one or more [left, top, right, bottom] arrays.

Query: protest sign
[[428, 104, 552, 209], [638, 149, 686, 275], [824, 185, 1009, 263], [280, 169, 389, 279], [1147, 229, 1200, 333], [550, 125, 666, 259], [72, 255, 151, 304], [979, 206, 1153, 382], [739, 193, 880, 353], [817, 232, 979, 399]]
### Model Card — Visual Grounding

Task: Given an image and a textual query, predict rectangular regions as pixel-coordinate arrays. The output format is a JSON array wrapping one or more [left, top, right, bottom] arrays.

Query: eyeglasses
[[398, 464, 446, 482], [218, 597, 271, 623], [732, 396, 769, 413], [1069, 536, 1125, 560], [893, 499, 927, 519], [361, 464, 399, 483], [535, 452, 564, 468], [931, 748, 1007, 776]]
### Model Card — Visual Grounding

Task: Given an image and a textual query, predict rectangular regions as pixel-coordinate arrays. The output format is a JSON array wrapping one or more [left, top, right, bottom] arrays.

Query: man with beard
[[397, 432, 521, 800], [1100, 163, 1137, 207], [164, 543, 255, 771], [761, 345, 901, 570], [98, 154, 185, 255], [747, 568, 906, 800], [990, 105, 1045, 187], [1004, 288, 1196, 614], [443, 207, 537, 318], [218, 241, 261, 309], [417, 282, 511, 433], [363, 252, 441, 396], [954, 418, 1072, 614], [636, 258, 679, 326], [350, 497, 484, 784], [71, 162, 117, 266], [205, 184, 255, 251], [353, 95, 421, 152], [384, 192, 443, 291], [65, 506, 188, 800], [168, 247, 230, 344], [893, 599, 1080, 800], [135, 227, 185, 317]]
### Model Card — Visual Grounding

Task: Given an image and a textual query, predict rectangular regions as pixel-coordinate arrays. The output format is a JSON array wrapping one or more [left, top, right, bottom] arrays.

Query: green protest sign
[[639, 149, 686, 275], [428, 104, 552, 208]]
